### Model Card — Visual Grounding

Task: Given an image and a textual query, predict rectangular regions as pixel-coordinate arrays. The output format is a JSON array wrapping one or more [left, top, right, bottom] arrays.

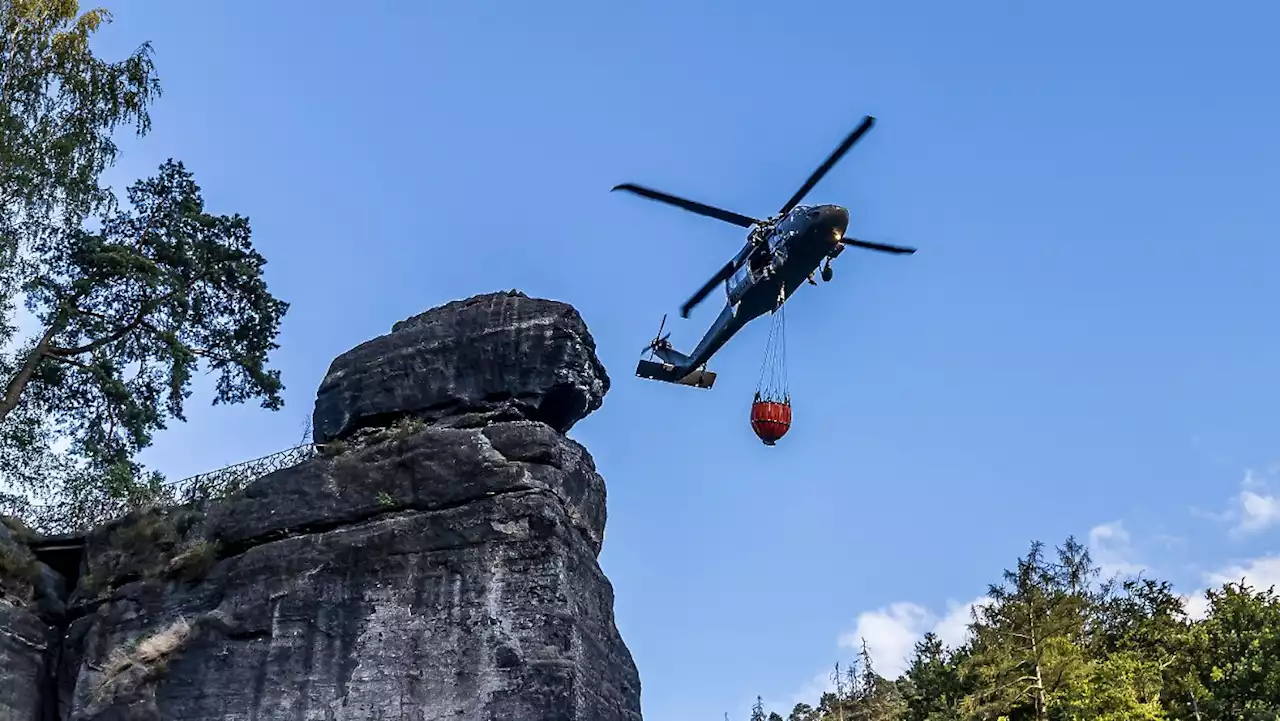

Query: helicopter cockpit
[[773, 204, 813, 239]]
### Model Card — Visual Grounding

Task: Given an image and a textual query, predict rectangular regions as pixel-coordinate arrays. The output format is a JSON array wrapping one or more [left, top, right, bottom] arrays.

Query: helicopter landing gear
[[820, 260, 833, 282]]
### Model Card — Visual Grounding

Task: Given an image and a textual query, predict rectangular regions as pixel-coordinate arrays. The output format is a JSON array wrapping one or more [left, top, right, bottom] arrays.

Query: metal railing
[[0, 443, 320, 537]]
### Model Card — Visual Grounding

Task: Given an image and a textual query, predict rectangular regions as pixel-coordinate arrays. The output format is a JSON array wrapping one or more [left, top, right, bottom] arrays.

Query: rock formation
[[0, 517, 61, 721], [313, 291, 610, 441], [0, 289, 642, 721]]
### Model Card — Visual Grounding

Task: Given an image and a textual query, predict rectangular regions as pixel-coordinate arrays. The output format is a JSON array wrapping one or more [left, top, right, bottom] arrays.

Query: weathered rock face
[[1, 290, 641, 721], [0, 518, 62, 721], [313, 290, 611, 442]]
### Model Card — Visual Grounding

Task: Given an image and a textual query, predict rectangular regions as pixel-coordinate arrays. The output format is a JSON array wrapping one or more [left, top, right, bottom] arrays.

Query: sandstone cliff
[[0, 290, 642, 721]]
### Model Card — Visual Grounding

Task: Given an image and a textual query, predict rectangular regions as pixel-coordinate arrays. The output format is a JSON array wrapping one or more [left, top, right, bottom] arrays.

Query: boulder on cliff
[[312, 289, 611, 442], [19, 290, 640, 721]]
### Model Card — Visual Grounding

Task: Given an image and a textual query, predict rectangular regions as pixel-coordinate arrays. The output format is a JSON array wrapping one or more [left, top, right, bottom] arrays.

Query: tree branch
[[47, 354, 91, 370], [73, 305, 236, 366], [0, 318, 62, 420], [50, 268, 211, 358], [47, 300, 151, 356]]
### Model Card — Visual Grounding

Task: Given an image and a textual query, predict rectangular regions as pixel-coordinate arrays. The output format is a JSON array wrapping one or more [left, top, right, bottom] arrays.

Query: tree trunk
[[0, 319, 60, 421], [1028, 612, 1048, 721]]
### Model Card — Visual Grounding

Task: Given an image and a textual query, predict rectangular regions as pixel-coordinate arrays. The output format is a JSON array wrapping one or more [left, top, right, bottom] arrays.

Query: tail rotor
[[641, 314, 672, 358]]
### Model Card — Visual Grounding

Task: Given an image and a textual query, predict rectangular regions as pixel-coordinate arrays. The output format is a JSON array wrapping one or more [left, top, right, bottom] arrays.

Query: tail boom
[[635, 358, 717, 389]]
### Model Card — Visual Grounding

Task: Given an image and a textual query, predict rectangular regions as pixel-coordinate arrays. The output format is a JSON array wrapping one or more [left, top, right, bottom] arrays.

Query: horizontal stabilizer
[[636, 359, 717, 389]]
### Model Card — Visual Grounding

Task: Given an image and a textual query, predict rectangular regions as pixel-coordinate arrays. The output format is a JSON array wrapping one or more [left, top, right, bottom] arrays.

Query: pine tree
[[849, 639, 906, 721], [747, 534, 1280, 721], [959, 540, 1095, 720], [828, 661, 848, 721], [900, 632, 963, 721]]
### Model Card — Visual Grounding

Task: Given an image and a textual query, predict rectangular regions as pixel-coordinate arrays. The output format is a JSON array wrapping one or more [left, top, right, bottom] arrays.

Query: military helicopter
[[615, 115, 917, 389]]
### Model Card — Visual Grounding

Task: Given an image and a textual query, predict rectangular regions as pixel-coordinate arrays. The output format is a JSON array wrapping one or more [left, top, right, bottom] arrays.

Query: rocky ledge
[[0, 290, 641, 721]]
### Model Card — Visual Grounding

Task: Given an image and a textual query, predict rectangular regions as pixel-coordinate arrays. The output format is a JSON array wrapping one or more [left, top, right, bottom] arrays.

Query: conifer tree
[[0, 2, 288, 525], [899, 632, 963, 721], [745, 535, 1280, 721], [959, 540, 1094, 720]]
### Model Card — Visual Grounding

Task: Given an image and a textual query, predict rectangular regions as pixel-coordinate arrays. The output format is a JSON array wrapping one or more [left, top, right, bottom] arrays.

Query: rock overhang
[[312, 290, 611, 444]]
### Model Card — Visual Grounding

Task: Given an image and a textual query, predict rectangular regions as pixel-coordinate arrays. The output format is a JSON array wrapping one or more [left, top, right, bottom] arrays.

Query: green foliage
[[8, 159, 288, 447], [759, 535, 1280, 721], [319, 439, 346, 457], [0, 0, 160, 280], [80, 504, 209, 595], [899, 633, 966, 721], [1051, 651, 1166, 721], [163, 538, 219, 582], [0, 2, 288, 522], [1, 512, 37, 542], [0, 536, 41, 600], [1183, 581, 1280, 718], [959, 539, 1101, 721]]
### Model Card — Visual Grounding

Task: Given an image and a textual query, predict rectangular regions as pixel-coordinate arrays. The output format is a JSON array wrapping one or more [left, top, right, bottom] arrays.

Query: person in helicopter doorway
[[748, 243, 772, 277]]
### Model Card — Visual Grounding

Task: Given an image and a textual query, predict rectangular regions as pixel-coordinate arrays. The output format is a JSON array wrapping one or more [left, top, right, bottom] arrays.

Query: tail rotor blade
[[613, 183, 760, 229], [840, 237, 917, 255], [641, 333, 670, 354], [642, 314, 671, 354], [680, 260, 737, 318], [778, 115, 875, 216]]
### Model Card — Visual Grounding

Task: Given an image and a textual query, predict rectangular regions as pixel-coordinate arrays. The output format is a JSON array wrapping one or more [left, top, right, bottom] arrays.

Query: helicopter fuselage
[[653, 203, 850, 375], [625, 113, 915, 389]]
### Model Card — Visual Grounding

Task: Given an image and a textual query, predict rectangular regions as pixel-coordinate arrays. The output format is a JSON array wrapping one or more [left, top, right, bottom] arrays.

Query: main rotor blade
[[612, 183, 760, 229], [680, 260, 738, 318], [778, 115, 875, 216], [840, 237, 917, 255]]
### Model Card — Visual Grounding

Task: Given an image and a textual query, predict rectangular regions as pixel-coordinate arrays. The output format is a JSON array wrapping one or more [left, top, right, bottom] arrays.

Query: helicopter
[[614, 115, 917, 390]]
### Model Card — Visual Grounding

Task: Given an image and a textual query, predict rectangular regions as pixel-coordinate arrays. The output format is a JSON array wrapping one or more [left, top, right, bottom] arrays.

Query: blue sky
[[72, 1, 1280, 718]]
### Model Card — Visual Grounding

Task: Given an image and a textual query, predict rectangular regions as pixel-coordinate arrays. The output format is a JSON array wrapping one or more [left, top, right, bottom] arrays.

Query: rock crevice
[[0, 290, 641, 721]]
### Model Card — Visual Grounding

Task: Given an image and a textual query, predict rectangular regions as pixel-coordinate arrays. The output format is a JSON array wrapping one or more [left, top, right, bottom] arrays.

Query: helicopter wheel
[[821, 263, 833, 282]]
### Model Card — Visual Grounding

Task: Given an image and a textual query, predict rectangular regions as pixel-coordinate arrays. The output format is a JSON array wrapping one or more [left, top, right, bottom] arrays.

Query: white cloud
[[1180, 591, 1211, 621], [1237, 489, 1280, 534], [1197, 467, 1280, 536], [934, 599, 984, 649], [774, 597, 989, 712], [836, 597, 989, 679], [1177, 554, 1280, 621], [838, 602, 931, 678], [1088, 521, 1148, 578], [1204, 554, 1280, 590]]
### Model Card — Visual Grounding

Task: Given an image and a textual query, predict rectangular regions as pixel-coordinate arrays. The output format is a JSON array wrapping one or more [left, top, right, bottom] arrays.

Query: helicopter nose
[[807, 204, 849, 238]]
